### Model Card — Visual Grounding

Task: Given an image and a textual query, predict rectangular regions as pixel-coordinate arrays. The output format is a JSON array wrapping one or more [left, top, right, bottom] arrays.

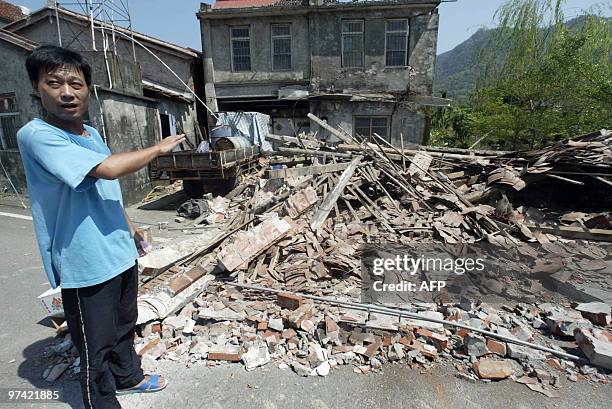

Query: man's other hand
[[157, 134, 186, 154]]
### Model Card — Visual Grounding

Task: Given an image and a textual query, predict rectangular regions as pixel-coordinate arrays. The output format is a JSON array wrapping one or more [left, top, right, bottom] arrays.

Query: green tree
[[470, 0, 612, 149]]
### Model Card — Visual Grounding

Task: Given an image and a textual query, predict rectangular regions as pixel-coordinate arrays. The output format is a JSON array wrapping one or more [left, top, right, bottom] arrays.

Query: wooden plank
[[265, 161, 353, 179], [275, 147, 354, 159], [310, 156, 362, 231], [307, 113, 354, 145], [267, 133, 321, 149], [525, 224, 612, 242]]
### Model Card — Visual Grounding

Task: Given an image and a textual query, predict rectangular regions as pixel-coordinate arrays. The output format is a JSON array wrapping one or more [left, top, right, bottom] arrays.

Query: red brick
[[257, 321, 268, 331], [185, 266, 207, 282], [168, 276, 192, 295], [277, 293, 303, 310], [416, 328, 448, 350], [473, 359, 514, 380], [282, 328, 297, 339], [486, 339, 507, 356], [364, 341, 382, 358], [207, 352, 241, 362]]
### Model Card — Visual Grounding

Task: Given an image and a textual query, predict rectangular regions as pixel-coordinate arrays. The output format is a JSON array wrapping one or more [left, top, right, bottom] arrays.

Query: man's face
[[33, 65, 90, 123]]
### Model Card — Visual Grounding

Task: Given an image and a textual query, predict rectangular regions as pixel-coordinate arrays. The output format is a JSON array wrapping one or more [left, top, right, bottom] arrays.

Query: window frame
[[230, 25, 252, 72], [271, 23, 292, 71], [385, 18, 409, 67], [0, 93, 20, 150], [353, 115, 390, 142], [341, 19, 365, 68]]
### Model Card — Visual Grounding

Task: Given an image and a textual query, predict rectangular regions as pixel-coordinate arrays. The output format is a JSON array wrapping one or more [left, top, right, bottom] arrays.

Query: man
[[17, 45, 185, 409]]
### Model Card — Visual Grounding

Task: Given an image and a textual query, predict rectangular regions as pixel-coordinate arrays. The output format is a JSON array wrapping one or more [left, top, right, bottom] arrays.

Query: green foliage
[[431, 0, 611, 149], [429, 105, 476, 148]]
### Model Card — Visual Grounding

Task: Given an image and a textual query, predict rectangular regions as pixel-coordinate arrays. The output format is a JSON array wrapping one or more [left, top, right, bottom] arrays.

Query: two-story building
[[197, 0, 443, 146]]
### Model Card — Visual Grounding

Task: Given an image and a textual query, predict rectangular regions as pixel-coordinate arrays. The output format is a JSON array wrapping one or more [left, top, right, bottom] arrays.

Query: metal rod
[[224, 282, 581, 362]]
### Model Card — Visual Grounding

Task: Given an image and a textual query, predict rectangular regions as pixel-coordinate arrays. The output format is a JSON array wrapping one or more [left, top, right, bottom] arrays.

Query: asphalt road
[[0, 203, 610, 409]]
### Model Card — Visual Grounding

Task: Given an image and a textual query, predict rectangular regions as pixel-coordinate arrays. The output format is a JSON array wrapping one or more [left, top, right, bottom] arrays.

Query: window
[[231, 26, 251, 72], [271, 24, 292, 70], [354, 116, 389, 141], [341, 20, 364, 68], [385, 19, 409, 66], [0, 93, 20, 150]]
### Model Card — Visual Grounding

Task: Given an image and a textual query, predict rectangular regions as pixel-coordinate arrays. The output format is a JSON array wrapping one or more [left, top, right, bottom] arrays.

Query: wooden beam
[[267, 133, 321, 149], [310, 156, 362, 231], [307, 113, 354, 145], [265, 161, 353, 179], [275, 147, 354, 159], [525, 224, 612, 242]]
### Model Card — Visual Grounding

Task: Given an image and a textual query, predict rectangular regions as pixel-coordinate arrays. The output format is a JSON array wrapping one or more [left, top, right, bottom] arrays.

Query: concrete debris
[[576, 302, 611, 326], [473, 358, 514, 380], [465, 333, 488, 358], [242, 340, 271, 371], [52, 124, 608, 395], [507, 344, 547, 362], [575, 328, 612, 371]]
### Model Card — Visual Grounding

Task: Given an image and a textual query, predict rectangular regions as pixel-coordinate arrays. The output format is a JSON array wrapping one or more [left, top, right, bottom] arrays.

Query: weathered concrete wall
[[310, 100, 426, 145], [154, 96, 198, 142], [0, 150, 27, 193], [93, 89, 161, 205], [409, 11, 439, 95], [0, 42, 42, 125], [0, 41, 41, 192], [202, 7, 438, 96], [207, 15, 311, 90], [310, 9, 438, 94]]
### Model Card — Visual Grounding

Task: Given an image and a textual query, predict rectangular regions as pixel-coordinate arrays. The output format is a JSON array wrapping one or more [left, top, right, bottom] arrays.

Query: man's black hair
[[26, 45, 92, 86]]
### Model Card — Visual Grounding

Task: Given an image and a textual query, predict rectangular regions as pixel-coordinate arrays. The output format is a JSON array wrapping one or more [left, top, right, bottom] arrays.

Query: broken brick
[[364, 341, 382, 358], [277, 293, 304, 310], [486, 339, 507, 356], [473, 359, 514, 380], [207, 352, 242, 362], [167, 275, 192, 295], [184, 266, 207, 282]]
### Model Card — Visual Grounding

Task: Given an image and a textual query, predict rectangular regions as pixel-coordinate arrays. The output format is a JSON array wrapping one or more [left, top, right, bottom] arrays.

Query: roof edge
[[5, 6, 198, 58]]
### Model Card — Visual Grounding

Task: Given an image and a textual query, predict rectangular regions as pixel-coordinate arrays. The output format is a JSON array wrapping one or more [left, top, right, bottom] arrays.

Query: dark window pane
[[273, 54, 291, 70], [355, 118, 370, 128], [272, 24, 290, 36], [273, 38, 291, 54], [342, 21, 363, 33], [387, 33, 407, 50], [354, 117, 388, 140], [343, 34, 364, 67], [232, 38, 251, 71], [231, 27, 249, 38], [386, 51, 406, 66], [355, 127, 370, 137], [1, 115, 20, 149], [387, 19, 407, 31], [372, 118, 388, 128], [0, 94, 17, 114]]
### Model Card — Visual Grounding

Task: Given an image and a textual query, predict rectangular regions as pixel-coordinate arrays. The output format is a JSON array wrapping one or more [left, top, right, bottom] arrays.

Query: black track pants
[[61, 263, 145, 409]]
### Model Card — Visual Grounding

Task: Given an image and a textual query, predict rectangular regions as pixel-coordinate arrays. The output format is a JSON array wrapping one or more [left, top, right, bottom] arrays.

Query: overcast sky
[[12, 0, 611, 54]]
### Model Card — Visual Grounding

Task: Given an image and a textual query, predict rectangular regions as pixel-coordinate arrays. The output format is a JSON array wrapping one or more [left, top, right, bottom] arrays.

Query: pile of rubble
[[43, 121, 611, 394]]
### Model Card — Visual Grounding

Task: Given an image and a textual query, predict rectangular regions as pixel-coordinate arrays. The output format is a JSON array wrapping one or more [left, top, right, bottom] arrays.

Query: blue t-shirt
[[17, 119, 138, 289]]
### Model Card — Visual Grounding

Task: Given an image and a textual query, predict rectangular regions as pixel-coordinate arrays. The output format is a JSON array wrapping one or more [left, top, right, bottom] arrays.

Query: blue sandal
[[116, 374, 167, 395]]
